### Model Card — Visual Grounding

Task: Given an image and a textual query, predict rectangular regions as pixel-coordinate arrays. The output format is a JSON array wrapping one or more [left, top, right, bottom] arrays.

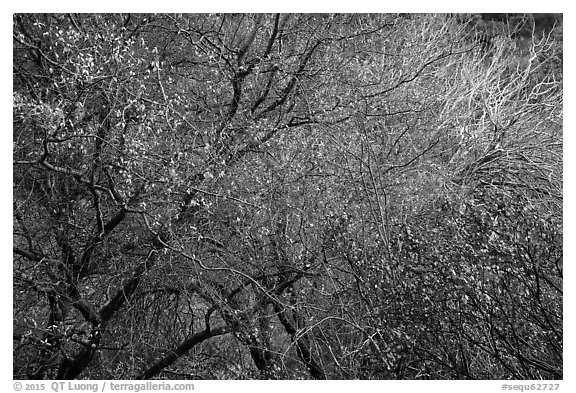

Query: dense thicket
[[13, 13, 562, 380]]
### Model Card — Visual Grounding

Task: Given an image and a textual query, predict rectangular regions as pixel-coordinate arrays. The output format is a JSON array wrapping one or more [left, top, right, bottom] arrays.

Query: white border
[[3, 5, 571, 392]]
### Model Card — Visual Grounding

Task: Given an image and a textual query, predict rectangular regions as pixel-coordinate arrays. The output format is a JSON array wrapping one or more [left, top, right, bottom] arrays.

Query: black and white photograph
[[12, 10, 564, 384]]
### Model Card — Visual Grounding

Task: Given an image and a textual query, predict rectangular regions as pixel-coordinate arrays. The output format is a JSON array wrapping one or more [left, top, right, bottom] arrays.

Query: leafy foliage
[[13, 13, 562, 380]]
